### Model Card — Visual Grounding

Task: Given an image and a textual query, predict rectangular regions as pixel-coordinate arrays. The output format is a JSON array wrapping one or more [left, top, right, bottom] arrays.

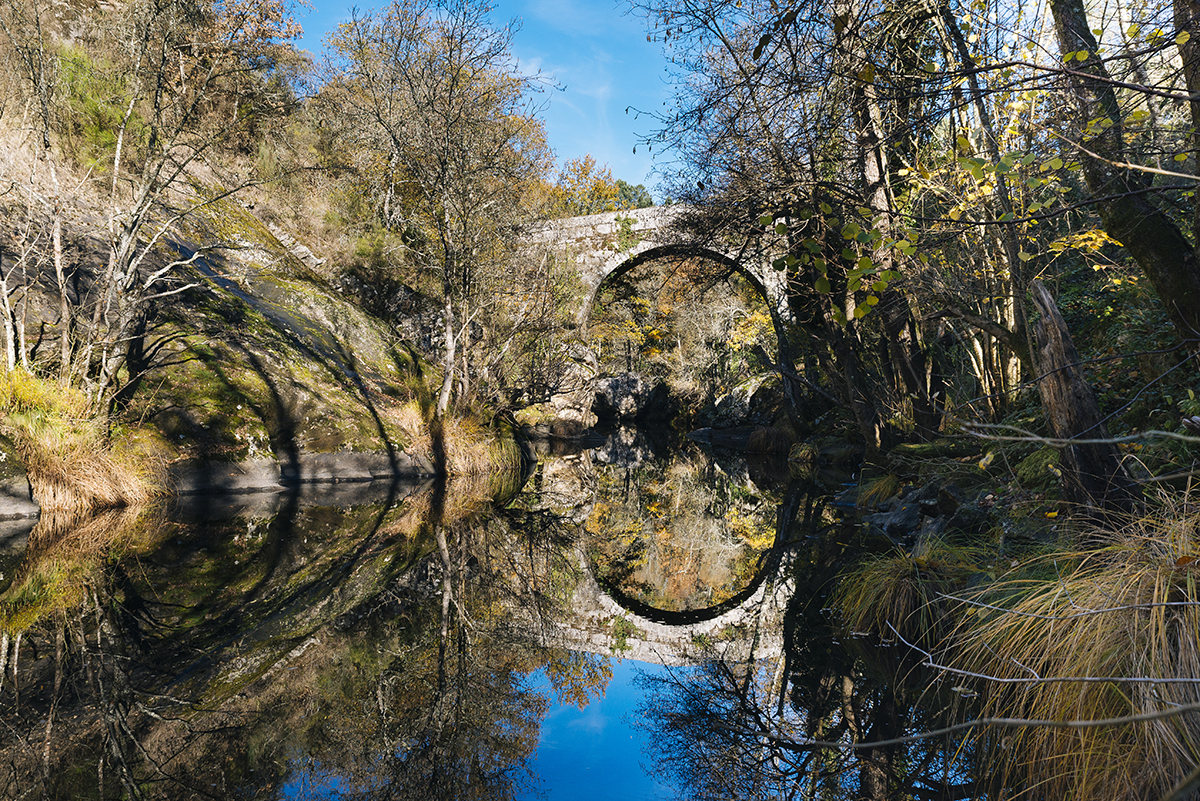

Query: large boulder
[[698, 376, 785, 429], [593, 373, 671, 422], [0, 432, 37, 521], [547, 344, 600, 429]]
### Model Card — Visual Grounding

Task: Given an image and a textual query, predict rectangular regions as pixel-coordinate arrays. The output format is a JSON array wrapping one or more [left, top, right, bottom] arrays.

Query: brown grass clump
[[835, 541, 982, 646], [390, 399, 523, 479], [1, 370, 163, 514], [946, 503, 1200, 800], [858, 473, 901, 508]]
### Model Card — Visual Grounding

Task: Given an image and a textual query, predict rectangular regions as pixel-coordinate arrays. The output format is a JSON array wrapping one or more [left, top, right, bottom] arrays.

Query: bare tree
[[321, 0, 552, 416]]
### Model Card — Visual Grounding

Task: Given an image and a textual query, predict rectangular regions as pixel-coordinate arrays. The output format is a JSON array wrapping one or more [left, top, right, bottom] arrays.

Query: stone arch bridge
[[523, 543, 798, 668], [526, 206, 792, 331]]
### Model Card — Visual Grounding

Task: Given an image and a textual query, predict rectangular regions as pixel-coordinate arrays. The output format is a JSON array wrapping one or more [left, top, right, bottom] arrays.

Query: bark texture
[[1031, 280, 1135, 512]]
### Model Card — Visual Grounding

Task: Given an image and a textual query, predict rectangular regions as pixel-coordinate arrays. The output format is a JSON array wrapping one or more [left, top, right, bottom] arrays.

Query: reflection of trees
[[637, 523, 983, 801], [0, 474, 611, 799], [586, 444, 780, 611]]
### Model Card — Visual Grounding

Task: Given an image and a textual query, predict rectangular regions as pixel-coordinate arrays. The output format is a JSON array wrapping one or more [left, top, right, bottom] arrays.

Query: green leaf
[[815, 277, 830, 293], [832, 308, 847, 325], [841, 222, 862, 239], [1050, 157, 1064, 169], [1178, 31, 1192, 46], [775, 222, 788, 235], [865, 295, 880, 306], [819, 202, 832, 214], [853, 305, 869, 319], [856, 256, 874, 270], [758, 214, 774, 226], [871, 280, 888, 292], [848, 278, 862, 293], [842, 248, 857, 260], [803, 238, 820, 253]]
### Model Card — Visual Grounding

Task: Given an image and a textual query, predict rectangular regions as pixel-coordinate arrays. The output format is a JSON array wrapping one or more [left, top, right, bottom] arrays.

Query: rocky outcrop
[[698, 376, 784, 429], [0, 434, 37, 521], [592, 373, 671, 422], [546, 344, 601, 428], [860, 480, 994, 554]]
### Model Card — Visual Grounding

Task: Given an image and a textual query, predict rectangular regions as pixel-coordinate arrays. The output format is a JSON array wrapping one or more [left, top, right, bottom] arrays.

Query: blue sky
[[295, 0, 671, 194]]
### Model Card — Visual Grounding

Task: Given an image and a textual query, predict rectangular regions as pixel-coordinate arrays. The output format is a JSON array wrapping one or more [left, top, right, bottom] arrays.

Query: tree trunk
[[1049, 0, 1200, 356], [1031, 280, 1135, 512], [436, 293, 457, 417]]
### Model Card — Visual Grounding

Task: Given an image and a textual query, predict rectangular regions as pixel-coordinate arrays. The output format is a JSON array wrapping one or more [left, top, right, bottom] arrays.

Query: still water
[[0, 428, 978, 800]]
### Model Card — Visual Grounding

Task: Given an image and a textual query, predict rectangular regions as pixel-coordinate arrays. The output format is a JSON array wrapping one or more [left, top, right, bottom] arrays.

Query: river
[[0, 427, 987, 800]]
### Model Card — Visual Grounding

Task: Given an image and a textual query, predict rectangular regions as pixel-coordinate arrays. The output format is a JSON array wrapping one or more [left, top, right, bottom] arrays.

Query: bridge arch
[[582, 242, 778, 329], [551, 541, 797, 665]]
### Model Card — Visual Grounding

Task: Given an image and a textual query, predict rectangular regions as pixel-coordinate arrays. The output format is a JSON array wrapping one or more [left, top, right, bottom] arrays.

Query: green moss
[[1015, 447, 1061, 490]]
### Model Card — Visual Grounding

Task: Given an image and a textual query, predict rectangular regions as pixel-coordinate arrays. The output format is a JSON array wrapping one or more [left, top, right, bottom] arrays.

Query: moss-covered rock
[[1015, 447, 1061, 490], [125, 199, 435, 471]]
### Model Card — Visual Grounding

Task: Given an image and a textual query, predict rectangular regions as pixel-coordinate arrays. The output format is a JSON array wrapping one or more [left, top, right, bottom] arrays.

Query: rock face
[[699, 377, 783, 429], [546, 344, 600, 429], [0, 433, 37, 521], [592, 373, 671, 423]]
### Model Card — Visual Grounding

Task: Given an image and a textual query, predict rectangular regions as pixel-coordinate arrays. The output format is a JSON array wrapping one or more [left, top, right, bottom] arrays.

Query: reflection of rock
[[592, 373, 671, 423], [531, 455, 596, 524], [593, 426, 660, 467]]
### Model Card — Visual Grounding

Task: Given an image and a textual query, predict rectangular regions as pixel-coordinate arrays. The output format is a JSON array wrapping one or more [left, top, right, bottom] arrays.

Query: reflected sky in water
[[527, 659, 677, 801]]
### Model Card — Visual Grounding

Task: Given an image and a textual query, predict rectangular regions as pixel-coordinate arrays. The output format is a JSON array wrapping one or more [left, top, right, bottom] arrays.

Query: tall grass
[[390, 398, 524, 478], [1, 370, 161, 514], [945, 503, 1200, 800], [835, 540, 986, 647]]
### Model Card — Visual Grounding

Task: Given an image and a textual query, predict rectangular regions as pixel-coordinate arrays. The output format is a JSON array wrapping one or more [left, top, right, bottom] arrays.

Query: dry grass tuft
[[835, 541, 983, 646], [947, 500, 1200, 800], [858, 473, 901, 508], [1, 370, 162, 514]]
